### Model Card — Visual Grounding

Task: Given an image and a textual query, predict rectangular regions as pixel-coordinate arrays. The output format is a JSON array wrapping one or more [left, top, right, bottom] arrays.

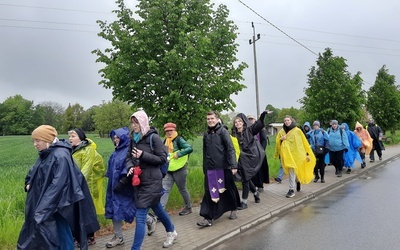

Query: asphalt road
[[217, 158, 400, 250]]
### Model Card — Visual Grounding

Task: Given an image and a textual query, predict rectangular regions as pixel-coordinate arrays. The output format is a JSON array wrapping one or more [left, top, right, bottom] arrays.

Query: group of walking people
[[18, 110, 193, 250], [274, 116, 384, 199], [18, 107, 384, 249]]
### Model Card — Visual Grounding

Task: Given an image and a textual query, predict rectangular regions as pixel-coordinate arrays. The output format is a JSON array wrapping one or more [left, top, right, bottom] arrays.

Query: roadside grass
[[0, 134, 281, 248]]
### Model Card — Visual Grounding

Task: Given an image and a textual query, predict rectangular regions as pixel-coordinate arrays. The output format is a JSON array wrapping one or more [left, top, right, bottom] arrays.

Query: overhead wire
[[237, 0, 318, 56]]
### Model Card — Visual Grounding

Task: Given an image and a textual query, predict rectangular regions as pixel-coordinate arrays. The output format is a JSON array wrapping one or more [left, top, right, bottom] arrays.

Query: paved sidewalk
[[92, 144, 400, 250]]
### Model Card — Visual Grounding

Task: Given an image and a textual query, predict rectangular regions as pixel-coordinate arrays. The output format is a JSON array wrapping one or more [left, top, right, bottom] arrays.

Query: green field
[[0, 134, 280, 249]]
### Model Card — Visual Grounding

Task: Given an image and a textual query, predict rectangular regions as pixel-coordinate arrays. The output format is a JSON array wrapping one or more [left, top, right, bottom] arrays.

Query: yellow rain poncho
[[72, 138, 105, 215], [277, 127, 316, 184]]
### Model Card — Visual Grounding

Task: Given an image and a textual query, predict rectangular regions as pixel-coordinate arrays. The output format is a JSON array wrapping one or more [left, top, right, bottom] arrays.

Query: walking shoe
[[178, 207, 192, 216], [74, 240, 80, 248], [163, 230, 178, 248], [254, 192, 260, 203], [347, 168, 351, 174], [257, 187, 264, 193], [197, 218, 212, 227], [106, 236, 124, 248], [379, 157, 382, 161], [361, 162, 366, 169], [147, 213, 157, 236], [337, 171, 342, 177], [237, 201, 248, 210], [296, 181, 301, 192], [321, 178, 325, 183], [286, 189, 295, 198], [313, 176, 319, 183], [87, 237, 96, 246], [370, 159, 374, 163], [274, 177, 282, 183], [229, 210, 237, 220]]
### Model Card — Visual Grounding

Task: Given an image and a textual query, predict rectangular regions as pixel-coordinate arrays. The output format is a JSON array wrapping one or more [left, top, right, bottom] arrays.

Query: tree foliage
[[367, 65, 400, 134], [300, 48, 366, 129], [0, 95, 37, 135], [37, 101, 65, 131], [264, 104, 279, 124], [93, 0, 247, 139], [276, 107, 305, 125], [93, 100, 133, 138], [62, 103, 84, 133]]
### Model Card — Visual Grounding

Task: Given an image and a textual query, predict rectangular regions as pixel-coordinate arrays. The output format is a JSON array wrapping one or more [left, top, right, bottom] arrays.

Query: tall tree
[[367, 65, 400, 134], [300, 48, 365, 129], [81, 105, 99, 133], [37, 101, 65, 131], [93, 100, 133, 138], [62, 103, 84, 133], [93, 0, 247, 139], [0, 95, 36, 135]]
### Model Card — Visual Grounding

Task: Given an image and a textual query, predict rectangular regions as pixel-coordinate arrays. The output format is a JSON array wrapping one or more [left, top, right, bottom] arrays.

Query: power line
[[0, 3, 112, 14], [237, 0, 317, 56], [0, 24, 97, 33], [0, 18, 98, 27]]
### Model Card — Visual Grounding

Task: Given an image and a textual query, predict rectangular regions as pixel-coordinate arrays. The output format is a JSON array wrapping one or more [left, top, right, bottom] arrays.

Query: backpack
[[149, 133, 169, 178]]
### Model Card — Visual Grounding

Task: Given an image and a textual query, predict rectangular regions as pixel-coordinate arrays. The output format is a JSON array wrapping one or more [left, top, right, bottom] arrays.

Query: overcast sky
[[1, 0, 399, 116]]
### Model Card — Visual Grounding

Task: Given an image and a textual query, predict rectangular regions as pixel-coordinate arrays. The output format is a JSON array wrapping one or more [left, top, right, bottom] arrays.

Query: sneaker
[[163, 230, 178, 248], [257, 187, 264, 193], [313, 176, 319, 183], [286, 189, 295, 198], [337, 171, 342, 177], [87, 237, 96, 246], [370, 159, 374, 163], [147, 214, 157, 236], [179, 207, 192, 216], [237, 201, 248, 210], [74, 240, 80, 248], [296, 181, 301, 192], [229, 210, 237, 220], [347, 168, 351, 174], [379, 157, 382, 161], [361, 162, 366, 169], [106, 236, 124, 248], [274, 177, 282, 183], [197, 218, 212, 227], [254, 192, 260, 203]]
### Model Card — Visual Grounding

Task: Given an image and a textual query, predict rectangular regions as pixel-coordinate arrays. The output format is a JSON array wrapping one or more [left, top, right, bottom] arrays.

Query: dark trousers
[[370, 140, 382, 160], [359, 150, 366, 166], [329, 150, 345, 173], [241, 180, 257, 199], [314, 153, 326, 178]]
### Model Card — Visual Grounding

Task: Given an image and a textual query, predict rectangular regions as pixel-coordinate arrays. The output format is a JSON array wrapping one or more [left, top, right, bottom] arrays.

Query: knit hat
[[32, 125, 58, 143], [72, 128, 86, 141], [331, 120, 338, 125], [163, 122, 176, 131], [312, 121, 320, 127]]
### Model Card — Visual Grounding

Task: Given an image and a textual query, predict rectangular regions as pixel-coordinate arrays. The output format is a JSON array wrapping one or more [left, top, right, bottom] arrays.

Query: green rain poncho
[[72, 138, 106, 214]]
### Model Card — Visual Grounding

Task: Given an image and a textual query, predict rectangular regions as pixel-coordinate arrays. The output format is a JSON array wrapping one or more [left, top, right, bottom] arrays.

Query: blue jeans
[[55, 213, 73, 250], [131, 202, 174, 250], [277, 163, 284, 180]]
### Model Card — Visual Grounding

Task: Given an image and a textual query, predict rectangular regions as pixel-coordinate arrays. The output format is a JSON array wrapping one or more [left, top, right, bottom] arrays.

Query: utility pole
[[249, 22, 261, 117]]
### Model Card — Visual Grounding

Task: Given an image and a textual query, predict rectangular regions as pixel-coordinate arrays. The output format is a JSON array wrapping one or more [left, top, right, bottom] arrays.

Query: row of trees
[[2, 1, 399, 136]]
